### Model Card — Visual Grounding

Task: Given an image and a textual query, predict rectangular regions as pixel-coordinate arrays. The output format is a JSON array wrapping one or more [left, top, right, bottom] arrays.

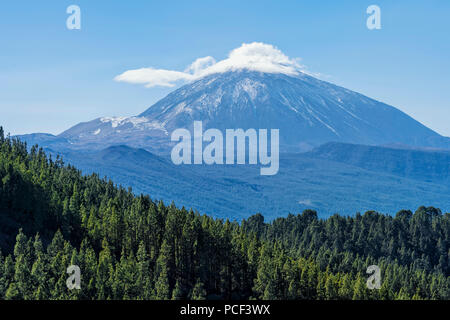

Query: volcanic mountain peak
[[55, 70, 449, 152]]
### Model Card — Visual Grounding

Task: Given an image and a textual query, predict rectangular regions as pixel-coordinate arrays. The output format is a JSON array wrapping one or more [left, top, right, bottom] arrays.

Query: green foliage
[[0, 128, 448, 300]]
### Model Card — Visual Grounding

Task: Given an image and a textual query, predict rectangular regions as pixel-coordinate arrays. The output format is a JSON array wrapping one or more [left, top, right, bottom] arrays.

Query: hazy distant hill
[[46, 144, 450, 220], [307, 142, 450, 183]]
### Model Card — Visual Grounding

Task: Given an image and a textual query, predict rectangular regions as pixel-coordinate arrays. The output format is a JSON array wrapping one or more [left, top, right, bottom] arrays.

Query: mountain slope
[[52, 145, 450, 220], [307, 142, 450, 183], [56, 70, 450, 152]]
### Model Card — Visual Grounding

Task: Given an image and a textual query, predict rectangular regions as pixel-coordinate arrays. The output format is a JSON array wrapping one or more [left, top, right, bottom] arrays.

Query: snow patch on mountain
[[86, 116, 170, 137], [233, 79, 266, 101]]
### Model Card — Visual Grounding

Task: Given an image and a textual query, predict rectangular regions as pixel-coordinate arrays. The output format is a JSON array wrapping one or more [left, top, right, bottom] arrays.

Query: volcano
[[56, 70, 450, 153], [15, 69, 450, 218]]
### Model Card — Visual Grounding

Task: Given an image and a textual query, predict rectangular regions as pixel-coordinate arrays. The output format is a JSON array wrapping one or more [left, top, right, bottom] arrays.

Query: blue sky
[[1, 0, 449, 136]]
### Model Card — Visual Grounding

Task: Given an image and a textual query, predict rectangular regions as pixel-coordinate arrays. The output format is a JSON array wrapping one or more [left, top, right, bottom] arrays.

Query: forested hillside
[[0, 127, 448, 300]]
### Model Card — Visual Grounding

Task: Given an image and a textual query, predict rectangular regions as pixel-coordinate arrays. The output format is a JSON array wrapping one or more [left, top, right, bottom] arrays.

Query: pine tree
[[0, 251, 5, 298], [172, 280, 184, 300], [191, 279, 207, 300], [136, 241, 153, 299], [13, 229, 32, 299], [155, 266, 170, 300], [5, 282, 21, 300], [155, 240, 172, 300], [96, 239, 114, 299], [352, 274, 368, 300], [31, 234, 49, 299]]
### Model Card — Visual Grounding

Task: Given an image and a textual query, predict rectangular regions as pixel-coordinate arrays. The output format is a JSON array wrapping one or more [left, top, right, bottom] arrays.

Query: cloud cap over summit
[[114, 42, 306, 88]]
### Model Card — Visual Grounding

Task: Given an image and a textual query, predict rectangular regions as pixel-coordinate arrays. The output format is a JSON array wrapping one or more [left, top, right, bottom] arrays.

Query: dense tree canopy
[[0, 127, 448, 300]]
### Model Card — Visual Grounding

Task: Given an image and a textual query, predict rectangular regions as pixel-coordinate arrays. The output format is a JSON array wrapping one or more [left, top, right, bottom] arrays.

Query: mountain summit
[[59, 70, 449, 152]]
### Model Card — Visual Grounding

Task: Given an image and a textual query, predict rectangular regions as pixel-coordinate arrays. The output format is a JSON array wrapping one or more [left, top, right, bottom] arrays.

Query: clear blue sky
[[1, 0, 449, 136]]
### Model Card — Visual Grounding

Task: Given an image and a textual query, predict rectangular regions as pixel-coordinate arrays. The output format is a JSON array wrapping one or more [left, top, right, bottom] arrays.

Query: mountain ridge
[[47, 70, 450, 153], [37, 142, 450, 220], [306, 142, 450, 183]]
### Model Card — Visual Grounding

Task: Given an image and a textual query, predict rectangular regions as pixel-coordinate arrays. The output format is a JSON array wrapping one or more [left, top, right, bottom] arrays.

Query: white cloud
[[184, 56, 216, 74], [114, 42, 307, 88], [114, 68, 193, 88]]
